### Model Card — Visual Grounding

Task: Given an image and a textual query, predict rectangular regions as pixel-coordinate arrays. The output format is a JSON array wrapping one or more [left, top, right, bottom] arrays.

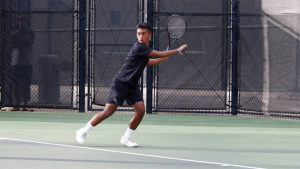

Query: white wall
[[262, 0, 300, 14]]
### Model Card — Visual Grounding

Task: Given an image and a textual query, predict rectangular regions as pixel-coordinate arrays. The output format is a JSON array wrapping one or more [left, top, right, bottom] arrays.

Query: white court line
[[0, 137, 266, 169]]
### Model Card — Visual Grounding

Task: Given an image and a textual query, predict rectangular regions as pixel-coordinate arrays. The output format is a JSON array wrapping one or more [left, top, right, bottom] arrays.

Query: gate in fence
[[87, 0, 231, 114]]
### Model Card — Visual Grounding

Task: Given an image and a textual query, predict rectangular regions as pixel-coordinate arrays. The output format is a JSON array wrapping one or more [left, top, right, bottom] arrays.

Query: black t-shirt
[[113, 41, 153, 88]]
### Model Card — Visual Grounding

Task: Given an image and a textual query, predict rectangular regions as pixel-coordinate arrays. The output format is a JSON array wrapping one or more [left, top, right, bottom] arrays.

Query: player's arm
[[147, 57, 169, 66], [148, 44, 188, 58]]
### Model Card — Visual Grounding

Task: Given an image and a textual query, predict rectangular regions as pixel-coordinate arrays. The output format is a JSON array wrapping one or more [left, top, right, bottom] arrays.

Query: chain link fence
[[87, 0, 140, 111], [1, 0, 300, 118], [0, 0, 78, 109], [152, 0, 230, 113], [238, 0, 300, 118]]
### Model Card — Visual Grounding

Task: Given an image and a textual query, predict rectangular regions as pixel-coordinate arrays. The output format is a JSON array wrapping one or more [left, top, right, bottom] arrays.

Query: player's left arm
[[147, 57, 169, 66], [148, 44, 188, 58]]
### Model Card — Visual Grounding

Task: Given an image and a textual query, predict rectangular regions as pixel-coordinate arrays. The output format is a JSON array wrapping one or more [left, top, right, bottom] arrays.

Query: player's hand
[[178, 44, 188, 55], [12, 30, 20, 37]]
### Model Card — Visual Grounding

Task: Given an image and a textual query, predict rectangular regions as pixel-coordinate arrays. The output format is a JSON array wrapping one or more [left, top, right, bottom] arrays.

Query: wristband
[[177, 48, 180, 53]]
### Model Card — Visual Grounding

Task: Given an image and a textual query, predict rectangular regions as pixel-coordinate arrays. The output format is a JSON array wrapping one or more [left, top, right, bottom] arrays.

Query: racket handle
[[167, 47, 170, 51]]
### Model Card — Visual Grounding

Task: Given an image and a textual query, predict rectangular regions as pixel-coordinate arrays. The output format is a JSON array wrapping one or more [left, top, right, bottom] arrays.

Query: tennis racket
[[166, 14, 187, 51]]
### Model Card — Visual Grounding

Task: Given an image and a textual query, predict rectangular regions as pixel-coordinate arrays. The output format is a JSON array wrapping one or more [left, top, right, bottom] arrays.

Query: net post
[[231, 0, 239, 116], [146, 0, 153, 114], [78, 0, 86, 113]]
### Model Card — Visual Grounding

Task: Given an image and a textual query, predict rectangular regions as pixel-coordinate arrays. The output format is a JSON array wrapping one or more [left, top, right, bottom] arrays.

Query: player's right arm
[[148, 44, 188, 58]]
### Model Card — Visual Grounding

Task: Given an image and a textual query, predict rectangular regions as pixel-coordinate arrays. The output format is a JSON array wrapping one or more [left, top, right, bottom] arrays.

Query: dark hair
[[136, 22, 152, 32], [18, 14, 29, 22]]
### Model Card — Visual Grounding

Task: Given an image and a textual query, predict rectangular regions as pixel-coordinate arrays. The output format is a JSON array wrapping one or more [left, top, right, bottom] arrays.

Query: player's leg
[[120, 101, 145, 147], [76, 103, 117, 144], [129, 101, 145, 130], [76, 86, 124, 144], [12, 65, 21, 110], [22, 65, 33, 111], [90, 103, 118, 126], [120, 86, 145, 147]]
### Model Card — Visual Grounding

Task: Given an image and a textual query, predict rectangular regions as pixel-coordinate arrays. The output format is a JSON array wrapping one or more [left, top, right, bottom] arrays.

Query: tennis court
[[1, 111, 299, 169]]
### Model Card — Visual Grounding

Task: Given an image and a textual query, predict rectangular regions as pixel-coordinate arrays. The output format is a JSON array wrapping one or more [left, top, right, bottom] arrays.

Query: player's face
[[18, 17, 28, 29], [137, 28, 152, 45]]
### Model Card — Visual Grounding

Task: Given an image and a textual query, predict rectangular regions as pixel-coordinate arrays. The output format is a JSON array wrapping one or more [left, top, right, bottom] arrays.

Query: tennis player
[[76, 22, 187, 147]]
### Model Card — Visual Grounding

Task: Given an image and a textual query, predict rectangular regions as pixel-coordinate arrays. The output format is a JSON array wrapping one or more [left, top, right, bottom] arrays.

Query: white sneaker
[[120, 135, 138, 147], [76, 128, 87, 144]]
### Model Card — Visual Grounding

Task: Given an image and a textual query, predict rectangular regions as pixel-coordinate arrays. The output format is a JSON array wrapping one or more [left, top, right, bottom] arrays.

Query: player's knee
[[133, 101, 145, 115], [101, 109, 114, 119], [101, 104, 117, 118], [136, 109, 145, 115]]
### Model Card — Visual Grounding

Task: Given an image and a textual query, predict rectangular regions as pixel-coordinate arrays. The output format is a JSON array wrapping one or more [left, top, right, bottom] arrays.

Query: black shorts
[[12, 65, 33, 84], [106, 81, 143, 106]]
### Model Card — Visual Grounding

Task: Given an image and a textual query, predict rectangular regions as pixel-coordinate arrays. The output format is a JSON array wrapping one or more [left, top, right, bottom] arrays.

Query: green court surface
[[0, 111, 299, 169]]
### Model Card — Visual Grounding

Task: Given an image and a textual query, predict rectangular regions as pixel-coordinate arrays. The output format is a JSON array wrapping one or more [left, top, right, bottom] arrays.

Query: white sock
[[82, 122, 94, 133], [123, 127, 135, 138]]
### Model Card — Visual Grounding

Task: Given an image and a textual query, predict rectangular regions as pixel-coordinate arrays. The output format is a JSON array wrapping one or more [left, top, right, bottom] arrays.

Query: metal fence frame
[[86, 0, 232, 114], [150, 0, 232, 114], [0, 0, 78, 110], [236, 1, 300, 119], [87, 0, 141, 111], [0, 0, 3, 89]]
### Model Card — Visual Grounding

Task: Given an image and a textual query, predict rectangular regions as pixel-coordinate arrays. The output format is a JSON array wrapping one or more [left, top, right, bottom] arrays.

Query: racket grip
[[167, 47, 170, 51]]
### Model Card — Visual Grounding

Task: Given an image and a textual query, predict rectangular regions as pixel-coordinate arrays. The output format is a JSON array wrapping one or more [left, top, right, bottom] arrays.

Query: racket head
[[166, 14, 187, 39]]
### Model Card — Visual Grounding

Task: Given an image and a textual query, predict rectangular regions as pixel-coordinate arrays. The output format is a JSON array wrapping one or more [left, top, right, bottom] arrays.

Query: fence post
[[79, 0, 86, 112], [139, 0, 144, 97], [0, 0, 4, 105], [231, 0, 239, 115], [146, 0, 153, 114]]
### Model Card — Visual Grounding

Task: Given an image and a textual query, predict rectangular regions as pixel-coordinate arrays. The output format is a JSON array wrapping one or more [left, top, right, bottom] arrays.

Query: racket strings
[[167, 16, 186, 38]]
